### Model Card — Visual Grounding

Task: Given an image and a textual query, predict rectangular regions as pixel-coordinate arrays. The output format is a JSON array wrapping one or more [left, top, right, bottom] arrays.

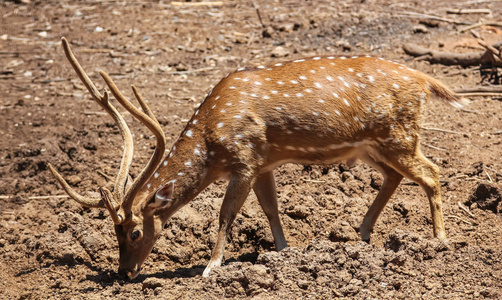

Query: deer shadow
[[145, 251, 260, 280], [35, 250, 261, 293]]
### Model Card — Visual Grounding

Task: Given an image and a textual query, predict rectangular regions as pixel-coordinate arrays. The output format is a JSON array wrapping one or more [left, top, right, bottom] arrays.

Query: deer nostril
[[117, 268, 130, 280]]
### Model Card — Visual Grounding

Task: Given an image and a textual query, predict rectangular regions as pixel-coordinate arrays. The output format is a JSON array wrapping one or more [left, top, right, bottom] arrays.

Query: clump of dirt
[[466, 183, 502, 214]]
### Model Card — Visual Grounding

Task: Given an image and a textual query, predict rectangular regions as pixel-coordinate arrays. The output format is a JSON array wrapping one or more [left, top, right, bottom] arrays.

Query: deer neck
[[136, 123, 216, 217]]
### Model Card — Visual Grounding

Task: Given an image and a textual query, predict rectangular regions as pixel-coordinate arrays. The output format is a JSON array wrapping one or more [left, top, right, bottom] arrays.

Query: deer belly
[[260, 140, 376, 173]]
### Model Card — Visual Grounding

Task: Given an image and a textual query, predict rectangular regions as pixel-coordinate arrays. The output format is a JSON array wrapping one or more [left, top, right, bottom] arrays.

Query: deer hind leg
[[202, 174, 255, 277], [360, 155, 404, 242], [253, 171, 288, 251], [384, 147, 446, 240]]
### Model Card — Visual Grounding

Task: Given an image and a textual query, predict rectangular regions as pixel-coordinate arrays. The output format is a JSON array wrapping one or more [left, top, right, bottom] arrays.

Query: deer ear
[[149, 181, 175, 210]]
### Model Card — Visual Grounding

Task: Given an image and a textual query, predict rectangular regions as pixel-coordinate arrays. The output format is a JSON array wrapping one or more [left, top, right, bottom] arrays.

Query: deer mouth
[[119, 266, 142, 280]]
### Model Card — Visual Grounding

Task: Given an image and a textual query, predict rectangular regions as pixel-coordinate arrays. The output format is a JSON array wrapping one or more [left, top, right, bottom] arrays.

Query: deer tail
[[426, 76, 470, 108]]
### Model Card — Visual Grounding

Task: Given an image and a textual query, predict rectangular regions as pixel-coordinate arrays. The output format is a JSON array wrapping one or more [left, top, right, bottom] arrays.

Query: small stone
[[262, 26, 274, 38], [67, 175, 82, 186], [142, 277, 164, 290], [285, 205, 310, 219], [413, 24, 428, 33], [271, 46, 289, 58]]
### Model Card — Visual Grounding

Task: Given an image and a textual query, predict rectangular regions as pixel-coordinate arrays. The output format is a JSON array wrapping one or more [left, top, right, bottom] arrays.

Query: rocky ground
[[1, 0, 501, 299]]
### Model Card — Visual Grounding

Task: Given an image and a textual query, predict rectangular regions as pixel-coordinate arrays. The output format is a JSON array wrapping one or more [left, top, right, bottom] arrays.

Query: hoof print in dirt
[[466, 183, 502, 214]]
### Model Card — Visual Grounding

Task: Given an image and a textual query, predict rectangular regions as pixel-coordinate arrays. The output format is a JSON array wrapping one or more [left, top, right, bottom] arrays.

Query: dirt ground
[[1, 0, 502, 299]]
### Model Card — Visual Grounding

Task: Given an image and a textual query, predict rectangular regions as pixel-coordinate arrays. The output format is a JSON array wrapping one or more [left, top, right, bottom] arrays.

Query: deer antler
[[99, 72, 166, 220], [60, 37, 134, 204], [50, 37, 166, 224]]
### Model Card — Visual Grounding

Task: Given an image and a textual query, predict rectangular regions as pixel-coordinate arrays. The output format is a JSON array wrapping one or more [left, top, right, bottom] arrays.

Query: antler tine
[[61, 37, 134, 202], [132, 85, 161, 127], [61, 38, 104, 104], [99, 72, 166, 216], [47, 163, 104, 208]]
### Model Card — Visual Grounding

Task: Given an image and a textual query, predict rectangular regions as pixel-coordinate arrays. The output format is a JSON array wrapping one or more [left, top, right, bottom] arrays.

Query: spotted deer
[[49, 37, 465, 279]]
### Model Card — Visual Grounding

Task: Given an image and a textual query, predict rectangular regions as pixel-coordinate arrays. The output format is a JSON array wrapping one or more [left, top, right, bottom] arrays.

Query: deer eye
[[130, 230, 142, 241]]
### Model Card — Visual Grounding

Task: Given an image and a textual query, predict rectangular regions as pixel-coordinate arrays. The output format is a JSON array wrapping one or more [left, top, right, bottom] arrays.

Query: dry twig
[[402, 43, 483, 67], [447, 8, 492, 15], [28, 195, 71, 200], [421, 127, 464, 135], [458, 201, 476, 218], [422, 143, 447, 151], [446, 214, 473, 225], [397, 11, 471, 25], [171, 1, 223, 7], [459, 21, 502, 33]]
